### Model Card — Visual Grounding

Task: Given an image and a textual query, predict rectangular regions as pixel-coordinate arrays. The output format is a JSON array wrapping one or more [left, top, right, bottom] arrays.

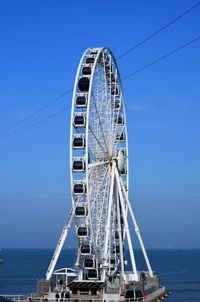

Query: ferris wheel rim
[[45, 47, 154, 284], [70, 47, 129, 270]]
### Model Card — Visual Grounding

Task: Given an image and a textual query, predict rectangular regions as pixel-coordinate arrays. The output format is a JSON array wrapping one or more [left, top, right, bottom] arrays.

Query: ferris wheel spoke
[[88, 166, 109, 260], [88, 160, 109, 169], [89, 166, 108, 214], [89, 125, 107, 156], [91, 90, 109, 153], [88, 163, 106, 180], [95, 170, 110, 248], [88, 146, 97, 162]]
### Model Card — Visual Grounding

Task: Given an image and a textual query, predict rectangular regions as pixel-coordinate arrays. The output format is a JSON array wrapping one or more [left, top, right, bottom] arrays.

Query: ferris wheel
[[46, 48, 153, 283]]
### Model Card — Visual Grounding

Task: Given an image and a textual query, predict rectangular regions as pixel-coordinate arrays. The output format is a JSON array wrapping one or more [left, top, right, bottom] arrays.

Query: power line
[[0, 35, 199, 141], [122, 36, 200, 81], [116, 1, 200, 60], [0, 89, 73, 135], [0, 2, 199, 136], [0, 107, 69, 140]]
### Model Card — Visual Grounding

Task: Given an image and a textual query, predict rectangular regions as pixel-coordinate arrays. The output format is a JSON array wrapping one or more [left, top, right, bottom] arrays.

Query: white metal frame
[[46, 47, 153, 283]]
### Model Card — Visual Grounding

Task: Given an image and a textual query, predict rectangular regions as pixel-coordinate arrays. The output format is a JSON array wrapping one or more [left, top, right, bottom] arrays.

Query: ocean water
[[0, 249, 200, 302]]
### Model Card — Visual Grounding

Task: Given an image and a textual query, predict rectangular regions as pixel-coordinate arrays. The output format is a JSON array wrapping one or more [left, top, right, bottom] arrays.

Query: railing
[[40, 300, 145, 302], [0, 295, 24, 302], [28, 298, 145, 302], [0, 296, 145, 302]]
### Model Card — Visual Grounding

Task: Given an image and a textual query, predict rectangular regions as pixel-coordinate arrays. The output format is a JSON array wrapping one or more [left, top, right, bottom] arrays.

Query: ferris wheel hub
[[117, 150, 125, 173]]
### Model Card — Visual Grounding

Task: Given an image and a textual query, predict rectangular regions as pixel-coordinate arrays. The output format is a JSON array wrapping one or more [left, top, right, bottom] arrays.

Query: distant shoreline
[[1, 248, 200, 250]]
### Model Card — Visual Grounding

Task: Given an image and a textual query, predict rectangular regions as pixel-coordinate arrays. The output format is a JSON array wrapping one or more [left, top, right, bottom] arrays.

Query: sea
[[0, 249, 200, 302]]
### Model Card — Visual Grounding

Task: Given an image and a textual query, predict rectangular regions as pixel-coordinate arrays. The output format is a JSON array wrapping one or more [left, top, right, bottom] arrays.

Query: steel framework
[[46, 48, 153, 283]]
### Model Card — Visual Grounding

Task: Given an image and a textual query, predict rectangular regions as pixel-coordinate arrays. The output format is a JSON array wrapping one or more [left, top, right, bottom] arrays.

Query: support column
[[103, 162, 116, 280], [115, 167, 138, 281], [120, 177, 153, 277], [46, 208, 74, 280], [116, 184, 125, 283]]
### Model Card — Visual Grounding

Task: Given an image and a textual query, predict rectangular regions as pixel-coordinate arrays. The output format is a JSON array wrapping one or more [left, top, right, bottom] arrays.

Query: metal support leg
[[116, 184, 125, 283], [120, 177, 154, 277], [103, 162, 116, 280], [115, 167, 138, 281], [46, 208, 74, 280]]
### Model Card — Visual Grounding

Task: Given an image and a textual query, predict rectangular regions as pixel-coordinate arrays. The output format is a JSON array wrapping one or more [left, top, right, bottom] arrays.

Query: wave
[[172, 288, 200, 293], [164, 280, 200, 284]]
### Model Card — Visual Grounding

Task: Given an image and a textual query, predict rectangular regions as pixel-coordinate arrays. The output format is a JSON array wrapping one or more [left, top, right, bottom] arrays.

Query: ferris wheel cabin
[[73, 182, 86, 194]]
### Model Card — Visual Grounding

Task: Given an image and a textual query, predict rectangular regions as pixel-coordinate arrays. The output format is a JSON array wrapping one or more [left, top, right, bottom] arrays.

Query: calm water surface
[[0, 249, 200, 302]]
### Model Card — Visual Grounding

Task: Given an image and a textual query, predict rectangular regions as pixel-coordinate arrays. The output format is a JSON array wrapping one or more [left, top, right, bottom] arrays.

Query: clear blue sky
[[0, 0, 199, 249]]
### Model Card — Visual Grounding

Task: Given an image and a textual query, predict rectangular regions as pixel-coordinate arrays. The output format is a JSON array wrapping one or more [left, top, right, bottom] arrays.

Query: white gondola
[[76, 95, 87, 107], [84, 258, 96, 269], [73, 135, 85, 149], [113, 97, 122, 110], [86, 57, 95, 64], [115, 114, 124, 126], [115, 131, 125, 142], [73, 113, 86, 127], [75, 206, 88, 217], [115, 231, 119, 240], [87, 269, 99, 280], [111, 85, 119, 96], [109, 257, 119, 267], [73, 182, 86, 195], [80, 244, 92, 255], [77, 226, 89, 238], [90, 50, 98, 55], [113, 244, 120, 254], [82, 66, 92, 75], [72, 158, 85, 172], [109, 72, 115, 84], [78, 77, 90, 92], [120, 166, 127, 175]]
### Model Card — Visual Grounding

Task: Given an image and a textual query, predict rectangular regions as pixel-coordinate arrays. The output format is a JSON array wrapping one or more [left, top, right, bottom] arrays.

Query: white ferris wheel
[[46, 47, 153, 284]]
